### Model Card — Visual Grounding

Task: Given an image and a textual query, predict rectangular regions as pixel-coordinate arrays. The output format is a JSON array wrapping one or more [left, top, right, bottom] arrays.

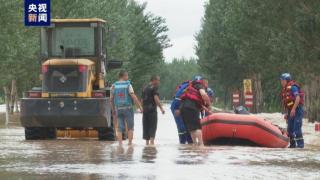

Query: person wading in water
[[171, 80, 193, 144], [179, 76, 212, 146], [141, 75, 165, 146], [280, 73, 304, 148], [110, 70, 143, 146]]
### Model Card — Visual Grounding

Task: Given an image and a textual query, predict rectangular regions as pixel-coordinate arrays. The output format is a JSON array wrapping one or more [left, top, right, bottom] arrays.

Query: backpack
[[113, 81, 133, 107]]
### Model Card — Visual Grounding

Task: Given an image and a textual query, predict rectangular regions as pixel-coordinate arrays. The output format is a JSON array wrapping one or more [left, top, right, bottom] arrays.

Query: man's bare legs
[[145, 139, 155, 146], [128, 130, 133, 146], [195, 129, 204, 146], [190, 131, 197, 144], [190, 130, 203, 146], [150, 138, 155, 145], [117, 130, 123, 146]]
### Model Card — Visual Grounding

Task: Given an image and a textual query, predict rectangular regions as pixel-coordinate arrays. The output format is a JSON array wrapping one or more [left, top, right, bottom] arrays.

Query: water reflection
[[0, 105, 320, 179], [111, 145, 134, 162], [141, 146, 158, 163], [175, 145, 209, 165]]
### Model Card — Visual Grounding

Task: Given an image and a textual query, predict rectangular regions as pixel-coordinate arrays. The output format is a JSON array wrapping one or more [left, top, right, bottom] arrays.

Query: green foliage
[[196, 0, 320, 112], [158, 58, 201, 99], [0, 0, 40, 96], [0, 0, 169, 98]]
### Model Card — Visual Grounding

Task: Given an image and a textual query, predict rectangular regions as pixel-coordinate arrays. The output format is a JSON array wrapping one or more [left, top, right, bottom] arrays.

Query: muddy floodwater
[[0, 105, 320, 180]]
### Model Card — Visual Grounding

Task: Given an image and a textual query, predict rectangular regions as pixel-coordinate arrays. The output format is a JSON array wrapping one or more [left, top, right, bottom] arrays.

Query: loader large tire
[[25, 127, 56, 140], [97, 127, 115, 141]]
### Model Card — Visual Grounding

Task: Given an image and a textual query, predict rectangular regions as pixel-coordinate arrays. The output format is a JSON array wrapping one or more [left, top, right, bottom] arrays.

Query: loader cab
[[39, 19, 109, 98], [40, 18, 106, 60]]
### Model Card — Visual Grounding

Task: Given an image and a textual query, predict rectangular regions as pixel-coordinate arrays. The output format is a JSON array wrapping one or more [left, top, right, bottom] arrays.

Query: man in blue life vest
[[111, 70, 143, 146], [171, 80, 193, 144], [280, 73, 305, 148]]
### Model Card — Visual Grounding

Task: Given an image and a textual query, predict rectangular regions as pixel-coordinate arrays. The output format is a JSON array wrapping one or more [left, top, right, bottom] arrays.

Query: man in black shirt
[[141, 75, 165, 145]]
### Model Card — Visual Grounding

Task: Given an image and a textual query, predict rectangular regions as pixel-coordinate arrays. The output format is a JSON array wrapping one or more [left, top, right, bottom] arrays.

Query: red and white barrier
[[232, 92, 240, 106], [315, 123, 320, 132], [244, 92, 253, 108]]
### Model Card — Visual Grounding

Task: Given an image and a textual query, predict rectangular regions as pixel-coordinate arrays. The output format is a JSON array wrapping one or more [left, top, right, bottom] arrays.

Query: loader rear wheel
[[25, 127, 57, 140], [97, 127, 115, 141]]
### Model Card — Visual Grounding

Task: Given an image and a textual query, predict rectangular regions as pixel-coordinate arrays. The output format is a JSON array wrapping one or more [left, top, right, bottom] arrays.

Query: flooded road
[[0, 105, 320, 180]]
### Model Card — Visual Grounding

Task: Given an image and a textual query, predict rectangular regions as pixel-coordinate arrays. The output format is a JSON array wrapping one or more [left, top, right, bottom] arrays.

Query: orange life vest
[[180, 81, 206, 108], [281, 81, 304, 109]]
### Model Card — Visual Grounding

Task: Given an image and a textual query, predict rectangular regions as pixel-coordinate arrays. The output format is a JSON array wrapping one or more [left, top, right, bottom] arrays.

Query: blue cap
[[207, 88, 214, 97], [280, 73, 292, 81]]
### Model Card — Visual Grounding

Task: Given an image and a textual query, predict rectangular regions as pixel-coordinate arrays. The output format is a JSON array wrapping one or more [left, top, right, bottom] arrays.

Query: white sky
[[136, 0, 207, 62]]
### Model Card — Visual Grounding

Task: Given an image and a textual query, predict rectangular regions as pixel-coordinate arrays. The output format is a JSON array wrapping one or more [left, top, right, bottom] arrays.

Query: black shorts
[[180, 107, 201, 132], [143, 111, 158, 140]]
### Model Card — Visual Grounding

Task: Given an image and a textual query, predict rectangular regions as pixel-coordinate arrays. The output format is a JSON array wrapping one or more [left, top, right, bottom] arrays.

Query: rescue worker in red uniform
[[280, 73, 304, 148], [179, 76, 212, 146]]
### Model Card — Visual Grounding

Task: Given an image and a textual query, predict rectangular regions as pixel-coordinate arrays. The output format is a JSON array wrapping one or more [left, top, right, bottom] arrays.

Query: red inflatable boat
[[201, 113, 289, 148]]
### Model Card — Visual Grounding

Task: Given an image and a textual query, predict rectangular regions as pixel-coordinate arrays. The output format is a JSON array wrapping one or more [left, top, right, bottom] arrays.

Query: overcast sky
[[136, 0, 207, 62]]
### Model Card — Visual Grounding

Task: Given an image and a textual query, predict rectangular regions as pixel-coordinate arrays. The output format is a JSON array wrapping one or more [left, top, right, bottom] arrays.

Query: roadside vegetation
[[196, 0, 320, 121], [0, 0, 170, 98], [0, 0, 319, 122]]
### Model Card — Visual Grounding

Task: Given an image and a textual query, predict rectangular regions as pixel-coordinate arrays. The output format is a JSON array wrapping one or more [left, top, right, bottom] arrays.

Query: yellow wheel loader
[[20, 18, 122, 140]]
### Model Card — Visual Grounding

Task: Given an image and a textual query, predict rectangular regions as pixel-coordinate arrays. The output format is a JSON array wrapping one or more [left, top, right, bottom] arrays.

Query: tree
[[158, 58, 201, 100], [0, 0, 170, 100], [196, 0, 320, 119]]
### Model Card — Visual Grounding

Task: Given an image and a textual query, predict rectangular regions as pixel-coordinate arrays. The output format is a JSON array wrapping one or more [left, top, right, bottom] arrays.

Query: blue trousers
[[287, 105, 304, 148], [116, 106, 134, 133], [171, 100, 193, 144]]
